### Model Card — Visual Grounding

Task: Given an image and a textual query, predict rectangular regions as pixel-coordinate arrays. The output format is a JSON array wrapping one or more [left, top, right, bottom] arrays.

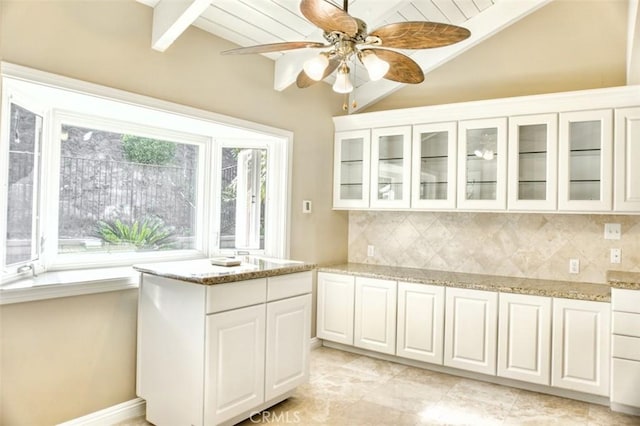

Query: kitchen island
[[135, 257, 315, 426]]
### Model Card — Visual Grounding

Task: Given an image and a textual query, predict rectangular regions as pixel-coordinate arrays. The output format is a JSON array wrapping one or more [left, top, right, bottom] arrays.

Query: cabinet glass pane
[[377, 135, 404, 201], [518, 124, 547, 201], [340, 137, 364, 200], [569, 121, 601, 200], [419, 131, 448, 200], [466, 128, 497, 200]]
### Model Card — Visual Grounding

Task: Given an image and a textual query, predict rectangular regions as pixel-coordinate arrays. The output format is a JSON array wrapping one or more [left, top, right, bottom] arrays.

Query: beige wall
[[0, 0, 346, 424], [349, 212, 640, 284], [364, 0, 627, 112]]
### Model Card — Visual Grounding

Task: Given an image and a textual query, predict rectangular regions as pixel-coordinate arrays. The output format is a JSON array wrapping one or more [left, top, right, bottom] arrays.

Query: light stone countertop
[[607, 270, 640, 290], [134, 257, 316, 285], [319, 263, 612, 302]]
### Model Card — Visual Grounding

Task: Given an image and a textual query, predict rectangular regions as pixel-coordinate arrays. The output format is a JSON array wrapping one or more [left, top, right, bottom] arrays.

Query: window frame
[[0, 62, 292, 284]]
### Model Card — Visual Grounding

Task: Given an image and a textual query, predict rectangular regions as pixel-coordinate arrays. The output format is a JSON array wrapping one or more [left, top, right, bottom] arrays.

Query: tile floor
[[120, 346, 640, 425]]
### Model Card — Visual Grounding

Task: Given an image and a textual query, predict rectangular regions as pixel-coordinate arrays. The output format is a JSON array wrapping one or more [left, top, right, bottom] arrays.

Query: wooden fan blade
[[296, 58, 341, 88], [221, 41, 327, 55], [300, 0, 358, 37], [370, 21, 471, 49], [362, 48, 424, 84]]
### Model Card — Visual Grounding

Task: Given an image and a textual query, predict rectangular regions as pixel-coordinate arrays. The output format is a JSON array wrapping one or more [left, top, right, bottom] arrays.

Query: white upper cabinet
[[370, 126, 412, 209], [614, 107, 640, 211], [457, 118, 508, 210], [558, 109, 613, 211], [333, 130, 371, 209], [508, 114, 558, 211], [411, 122, 457, 209]]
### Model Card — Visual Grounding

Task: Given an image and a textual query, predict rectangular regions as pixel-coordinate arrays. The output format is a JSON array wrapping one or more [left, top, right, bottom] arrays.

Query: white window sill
[[0, 266, 140, 305]]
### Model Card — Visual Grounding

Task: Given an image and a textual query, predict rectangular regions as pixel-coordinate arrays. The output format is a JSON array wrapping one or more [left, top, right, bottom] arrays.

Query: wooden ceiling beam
[[151, 0, 210, 52]]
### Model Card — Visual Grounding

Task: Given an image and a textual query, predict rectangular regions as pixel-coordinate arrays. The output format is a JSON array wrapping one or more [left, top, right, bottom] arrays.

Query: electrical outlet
[[367, 245, 375, 257], [604, 223, 621, 240], [569, 258, 580, 274], [610, 248, 621, 264]]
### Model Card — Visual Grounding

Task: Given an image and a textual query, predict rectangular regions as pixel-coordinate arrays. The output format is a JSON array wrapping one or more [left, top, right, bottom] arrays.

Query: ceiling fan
[[221, 0, 471, 106]]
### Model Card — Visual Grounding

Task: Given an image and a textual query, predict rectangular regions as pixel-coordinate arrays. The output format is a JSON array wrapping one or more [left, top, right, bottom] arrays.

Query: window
[[1, 63, 291, 282]]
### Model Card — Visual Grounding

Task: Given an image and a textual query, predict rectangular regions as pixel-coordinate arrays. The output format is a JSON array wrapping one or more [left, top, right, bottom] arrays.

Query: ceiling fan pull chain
[[343, 0, 348, 13]]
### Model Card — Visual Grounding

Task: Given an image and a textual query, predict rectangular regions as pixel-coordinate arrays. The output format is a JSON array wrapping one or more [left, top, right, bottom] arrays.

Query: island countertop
[[318, 263, 611, 302], [134, 257, 316, 285]]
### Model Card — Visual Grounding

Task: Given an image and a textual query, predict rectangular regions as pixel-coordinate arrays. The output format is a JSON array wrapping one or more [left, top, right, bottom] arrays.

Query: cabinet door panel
[[558, 109, 613, 211], [551, 298, 610, 396], [317, 273, 355, 345], [614, 107, 640, 211], [497, 293, 551, 385], [507, 114, 558, 211], [411, 122, 457, 209], [444, 288, 498, 375], [265, 294, 311, 401], [396, 282, 444, 364], [334, 130, 371, 209], [205, 305, 266, 425], [370, 126, 412, 209], [457, 118, 507, 210], [354, 277, 397, 354], [612, 358, 640, 407]]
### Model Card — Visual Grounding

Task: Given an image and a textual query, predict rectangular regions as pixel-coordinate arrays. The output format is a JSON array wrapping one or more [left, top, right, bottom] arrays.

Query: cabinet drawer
[[612, 311, 640, 337], [612, 288, 640, 314], [612, 335, 640, 361], [206, 278, 267, 313], [612, 358, 640, 407], [267, 271, 312, 301]]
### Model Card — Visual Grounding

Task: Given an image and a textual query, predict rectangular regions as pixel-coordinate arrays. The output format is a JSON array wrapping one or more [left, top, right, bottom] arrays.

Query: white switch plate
[[610, 248, 621, 264], [569, 258, 580, 274], [604, 223, 621, 240], [302, 200, 312, 214], [367, 245, 375, 257]]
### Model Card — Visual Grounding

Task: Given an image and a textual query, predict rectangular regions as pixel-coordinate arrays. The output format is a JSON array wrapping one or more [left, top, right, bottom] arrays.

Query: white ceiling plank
[[472, 0, 494, 12], [412, 1, 451, 23], [151, 0, 211, 52], [627, 0, 640, 84], [431, 0, 467, 24], [350, 0, 552, 112], [455, 0, 481, 19]]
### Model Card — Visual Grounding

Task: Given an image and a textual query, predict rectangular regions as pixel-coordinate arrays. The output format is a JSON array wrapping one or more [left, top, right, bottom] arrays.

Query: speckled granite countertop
[[319, 263, 612, 302], [607, 270, 640, 290], [134, 257, 316, 285]]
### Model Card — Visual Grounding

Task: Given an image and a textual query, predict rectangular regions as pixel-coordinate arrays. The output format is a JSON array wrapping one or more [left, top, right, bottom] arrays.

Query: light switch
[[604, 223, 621, 240], [302, 200, 312, 214]]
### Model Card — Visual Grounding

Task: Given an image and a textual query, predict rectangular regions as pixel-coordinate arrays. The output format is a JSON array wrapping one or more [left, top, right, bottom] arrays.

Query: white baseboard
[[57, 398, 146, 426], [310, 337, 322, 350]]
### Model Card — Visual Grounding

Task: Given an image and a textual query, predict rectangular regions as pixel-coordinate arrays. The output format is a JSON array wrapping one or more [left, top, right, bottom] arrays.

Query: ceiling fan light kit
[[221, 0, 471, 107]]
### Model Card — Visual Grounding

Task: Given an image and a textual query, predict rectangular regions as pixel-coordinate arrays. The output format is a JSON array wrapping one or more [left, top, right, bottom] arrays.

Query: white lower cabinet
[[551, 298, 610, 396], [497, 293, 551, 385], [444, 287, 498, 375], [354, 277, 397, 354], [205, 305, 266, 425], [611, 288, 640, 411], [396, 282, 445, 364], [316, 272, 355, 345], [265, 294, 312, 401], [138, 272, 312, 426]]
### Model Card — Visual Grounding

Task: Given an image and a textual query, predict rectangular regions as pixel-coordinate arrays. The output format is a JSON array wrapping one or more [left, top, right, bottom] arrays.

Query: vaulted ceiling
[[137, 0, 640, 113]]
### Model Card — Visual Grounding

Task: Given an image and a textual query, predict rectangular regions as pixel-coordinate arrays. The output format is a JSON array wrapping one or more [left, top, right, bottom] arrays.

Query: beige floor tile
[[340, 354, 409, 379], [503, 390, 591, 425], [587, 404, 640, 426], [361, 376, 448, 413]]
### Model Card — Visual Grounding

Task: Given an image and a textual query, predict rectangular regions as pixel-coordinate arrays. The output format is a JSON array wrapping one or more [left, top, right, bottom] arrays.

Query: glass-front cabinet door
[[558, 109, 613, 211], [333, 130, 371, 209], [457, 118, 507, 210], [507, 114, 558, 211], [411, 122, 457, 209], [370, 126, 411, 209]]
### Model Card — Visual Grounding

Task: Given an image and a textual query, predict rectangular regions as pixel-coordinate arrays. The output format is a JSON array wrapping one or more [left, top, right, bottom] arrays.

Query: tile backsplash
[[348, 211, 640, 283]]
